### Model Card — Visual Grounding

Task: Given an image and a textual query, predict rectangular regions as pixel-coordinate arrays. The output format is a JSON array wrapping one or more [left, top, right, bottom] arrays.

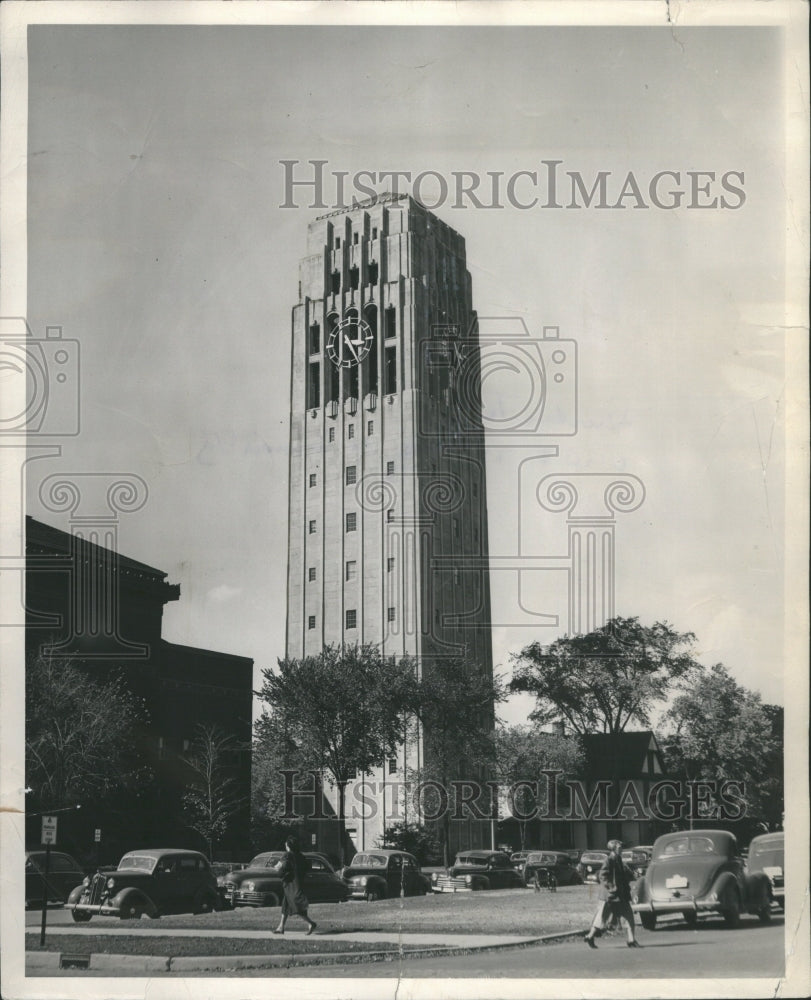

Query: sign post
[[39, 816, 57, 946]]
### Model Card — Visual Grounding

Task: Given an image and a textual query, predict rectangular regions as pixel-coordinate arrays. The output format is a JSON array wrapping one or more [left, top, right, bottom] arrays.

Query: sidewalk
[[26, 928, 584, 974]]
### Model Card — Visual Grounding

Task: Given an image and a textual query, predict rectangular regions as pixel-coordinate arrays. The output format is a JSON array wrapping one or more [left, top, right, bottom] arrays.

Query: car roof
[[120, 848, 207, 859], [654, 830, 736, 847], [354, 849, 411, 856], [749, 832, 784, 845]]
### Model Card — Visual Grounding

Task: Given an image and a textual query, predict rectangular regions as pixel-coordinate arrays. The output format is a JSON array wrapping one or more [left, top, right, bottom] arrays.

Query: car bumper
[[632, 899, 715, 915], [71, 903, 121, 917]]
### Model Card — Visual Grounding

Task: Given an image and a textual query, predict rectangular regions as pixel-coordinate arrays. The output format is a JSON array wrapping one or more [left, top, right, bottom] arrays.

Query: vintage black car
[[221, 850, 348, 908], [622, 845, 653, 879], [578, 848, 610, 884], [67, 849, 221, 921], [432, 851, 525, 893], [509, 851, 531, 878], [747, 832, 784, 909], [524, 851, 583, 888], [632, 830, 772, 930], [343, 850, 430, 901], [25, 850, 86, 908]]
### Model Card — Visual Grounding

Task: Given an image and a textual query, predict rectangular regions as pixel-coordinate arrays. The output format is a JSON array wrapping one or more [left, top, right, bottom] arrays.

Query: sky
[[22, 22, 791, 718]]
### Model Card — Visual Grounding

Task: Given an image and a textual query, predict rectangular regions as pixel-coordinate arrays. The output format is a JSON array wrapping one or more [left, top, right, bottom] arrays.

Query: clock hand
[[344, 336, 359, 363]]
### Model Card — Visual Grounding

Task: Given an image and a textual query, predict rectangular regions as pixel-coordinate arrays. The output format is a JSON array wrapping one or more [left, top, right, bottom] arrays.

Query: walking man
[[584, 839, 641, 948], [273, 835, 317, 935]]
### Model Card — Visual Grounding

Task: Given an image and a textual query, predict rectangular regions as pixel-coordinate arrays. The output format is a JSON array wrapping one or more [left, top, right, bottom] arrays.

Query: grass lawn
[[42, 885, 599, 942], [25, 935, 431, 958]]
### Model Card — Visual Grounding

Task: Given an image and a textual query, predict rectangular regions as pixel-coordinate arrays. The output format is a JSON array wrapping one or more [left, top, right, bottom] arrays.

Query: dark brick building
[[25, 516, 253, 863]]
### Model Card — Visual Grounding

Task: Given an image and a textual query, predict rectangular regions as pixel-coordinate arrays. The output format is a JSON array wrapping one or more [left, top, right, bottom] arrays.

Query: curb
[[25, 929, 586, 974]]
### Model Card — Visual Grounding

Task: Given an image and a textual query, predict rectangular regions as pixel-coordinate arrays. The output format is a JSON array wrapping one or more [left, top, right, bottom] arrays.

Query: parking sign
[[41, 815, 57, 845]]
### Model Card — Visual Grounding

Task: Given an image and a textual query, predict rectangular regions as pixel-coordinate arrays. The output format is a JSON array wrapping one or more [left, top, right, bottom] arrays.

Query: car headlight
[[107, 878, 116, 890], [431, 873, 438, 882], [706, 891, 717, 903], [464, 875, 472, 884], [357, 876, 367, 886], [82, 876, 90, 887], [243, 881, 254, 891]]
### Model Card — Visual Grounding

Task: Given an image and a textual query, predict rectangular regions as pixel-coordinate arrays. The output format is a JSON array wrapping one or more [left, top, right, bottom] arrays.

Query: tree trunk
[[337, 781, 348, 867]]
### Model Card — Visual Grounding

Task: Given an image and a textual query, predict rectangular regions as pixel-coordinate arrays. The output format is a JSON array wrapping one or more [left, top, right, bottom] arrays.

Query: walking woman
[[584, 839, 641, 948], [273, 835, 317, 935]]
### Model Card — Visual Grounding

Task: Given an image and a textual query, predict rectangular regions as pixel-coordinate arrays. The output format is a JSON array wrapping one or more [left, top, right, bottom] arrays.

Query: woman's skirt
[[281, 880, 309, 917]]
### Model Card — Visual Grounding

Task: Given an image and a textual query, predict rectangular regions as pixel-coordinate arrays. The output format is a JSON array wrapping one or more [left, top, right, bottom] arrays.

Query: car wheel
[[640, 913, 657, 931], [120, 901, 143, 920], [472, 879, 489, 892], [721, 891, 741, 929], [683, 911, 698, 928], [757, 902, 772, 924], [263, 892, 280, 908], [193, 892, 218, 915], [70, 909, 92, 923], [571, 874, 583, 886], [366, 886, 385, 902]]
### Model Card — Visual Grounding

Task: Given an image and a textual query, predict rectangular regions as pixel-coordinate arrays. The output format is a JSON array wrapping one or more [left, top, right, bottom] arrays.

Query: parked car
[[563, 848, 583, 866], [343, 850, 431, 901], [622, 845, 653, 879], [578, 848, 610, 884], [25, 850, 86, 909], [523, 851, 583, 888], [67, 848, 221, 922], [432, 851, 525, 893], [747, 831, 784, 910], [210, 861, 248, 880], [632, 830, 772, 930], [220, 851, 348, 908]]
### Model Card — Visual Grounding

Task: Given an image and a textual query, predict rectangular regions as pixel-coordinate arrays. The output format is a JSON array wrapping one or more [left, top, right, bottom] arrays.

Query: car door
[[385, 854, 404, 896], [50, 852, 83, 900], [401, 854, 420, 895]]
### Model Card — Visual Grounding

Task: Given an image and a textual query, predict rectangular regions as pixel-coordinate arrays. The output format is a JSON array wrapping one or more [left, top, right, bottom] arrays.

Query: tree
[[493, 725, 584, 849], [180, 724, 247, 860], [257, 643, 419, 864], [509, 617, 700, 735], [250, 708, 307, 852], [662, 663, 782, 826], [377, 821, 441, 865], [412, 654, 506, 867], [25, 652, 147, 812]]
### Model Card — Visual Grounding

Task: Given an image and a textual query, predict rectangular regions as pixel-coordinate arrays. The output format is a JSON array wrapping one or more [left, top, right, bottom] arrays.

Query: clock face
[[327, 318, 375, 368]]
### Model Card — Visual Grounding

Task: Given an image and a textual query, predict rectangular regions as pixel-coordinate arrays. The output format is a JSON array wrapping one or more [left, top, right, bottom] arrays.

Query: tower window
[[346, 465, 357, 485], [348, 424, 355, 439], [388, 757, 397, 775], [368, 260, 379, 285], [346, 512, 357, 532], [346, 609, 357, 630], [307, 362, 320, 409], [386, 461, 395, 475], [345, 560, 356, 581], [308, 567, 316, 582], [309, 473, 316, 487], [331, 270, 341, 295], [350, 265, 360, 291], [387, 509, 395, 523], [308, 615, 316, 630], [385, 346, 397, 394], [328, 427, 335, 443], [387, 606, 396, 623], [335, 237, 341, 249], [353, 232, 359, 245], [385, 306, 396, 339], [367, 420, 374, 436], [387, 556, 395, 572], [308, 322, 320, 355], [309, 520, 317, 534], [372, 227, 378, 240]]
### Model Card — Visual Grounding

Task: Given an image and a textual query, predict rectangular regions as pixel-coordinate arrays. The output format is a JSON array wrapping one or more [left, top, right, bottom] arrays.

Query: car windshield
[[581, 852, 608, 863], [749, 848, 783, 868], [350, 854, 388, 868], [455, 855, 489, 866], [655, 836, 719, 859], [528, 853, 558, 865], [117, 855, 157, 872], [248, 854, 284, 868]]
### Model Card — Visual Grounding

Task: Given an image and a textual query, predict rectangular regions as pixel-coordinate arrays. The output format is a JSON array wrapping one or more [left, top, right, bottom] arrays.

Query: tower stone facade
[[287, 194, 494, 855]]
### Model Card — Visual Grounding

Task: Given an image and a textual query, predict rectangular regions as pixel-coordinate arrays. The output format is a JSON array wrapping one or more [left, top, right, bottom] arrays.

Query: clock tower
[[286, 194, 494, 855]]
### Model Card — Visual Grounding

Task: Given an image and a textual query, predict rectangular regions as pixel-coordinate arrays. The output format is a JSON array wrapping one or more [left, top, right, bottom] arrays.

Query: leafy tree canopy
[[181, 723, 247, 860], [509, 617, 700, 735]]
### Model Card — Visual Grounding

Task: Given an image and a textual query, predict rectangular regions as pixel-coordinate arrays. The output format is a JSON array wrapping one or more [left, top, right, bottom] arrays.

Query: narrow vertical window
[[331, 269, 340, 295], [335, 237, 341, 249], [308, 322, 320, 355], [367, 420, 374, 436], [307, 362, 320, 408], [348, 424, 355, 439], [345, 609, 357, 629], [309, 473, 316, 487], [386, 461, 395, 475], [387, 509, 395, 523], [387, 606, 396, 623], [345, 465, 357, 486], [308, 615, 316, 630], [345, 560, 356, 581], [368, 260, 379, 285], [350, 265, 360, 291], [387, 556, 395, 572], [385, 347, 397, 394], [385, 306, 396, 338], [328, 427, 335, 443], [346, 512, 357, 532], [309, 520, 317, 534], [308, 567, 316, 582]]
